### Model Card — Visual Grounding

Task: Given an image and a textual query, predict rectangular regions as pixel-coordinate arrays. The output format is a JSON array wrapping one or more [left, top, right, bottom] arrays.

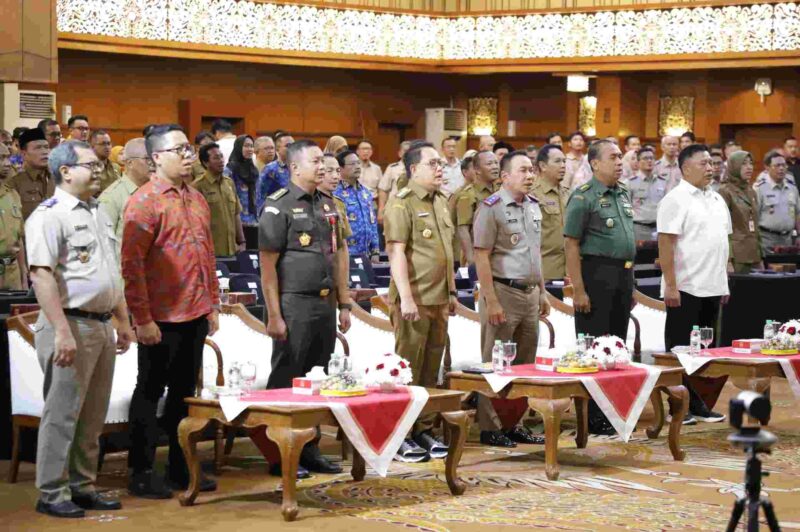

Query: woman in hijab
[[324, 135, 348, 155], [226, 135, 259, 224], [718, 150, 763, 273]]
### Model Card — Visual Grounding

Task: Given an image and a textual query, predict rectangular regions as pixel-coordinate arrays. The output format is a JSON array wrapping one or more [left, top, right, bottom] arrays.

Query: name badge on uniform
[[417, 212, 430, 217], [599, 200, 611, 208], [74, 224, 88, 231], [422, 228, 432, 238], [293, 213, 308, 219], [292, 208, 305, 213], [749, 219, 756, 232], [299, 233, 312, 247]]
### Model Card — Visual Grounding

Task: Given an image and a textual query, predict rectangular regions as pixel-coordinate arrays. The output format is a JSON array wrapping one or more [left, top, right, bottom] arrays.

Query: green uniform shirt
[[98, 174, 139, 241], [384, 180, 455, 306], [191, 169, 242, 257], [563, 177, 636, 261]]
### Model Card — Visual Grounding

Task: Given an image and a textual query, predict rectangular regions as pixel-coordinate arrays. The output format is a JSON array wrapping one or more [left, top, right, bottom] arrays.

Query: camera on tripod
[[725, 391, 781, 532]]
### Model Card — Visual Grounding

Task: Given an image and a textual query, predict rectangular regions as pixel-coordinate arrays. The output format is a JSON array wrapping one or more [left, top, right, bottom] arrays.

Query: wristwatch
[[449, 290, 457, 297], [338, 303, 353, 311]]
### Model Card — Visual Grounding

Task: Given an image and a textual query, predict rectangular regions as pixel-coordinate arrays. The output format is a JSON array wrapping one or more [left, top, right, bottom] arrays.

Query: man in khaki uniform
[[474, 151, 550, 448], [98, 138, 151, 241], [530, 144, 569, 281], [8, 128, 55, 220], [453, 150, 499, 266], [0, 142, 27, 289], [89, 130, 120, 194], [191, 131, 215, 182], [627, 146, 667, 242], [449, 156, 476, 265], [192, 143, 245, 257], [377, 140, 411, 224], [356, 140, 382, 197], [655, 135, 682, 192], [385, 140, 456, 462]]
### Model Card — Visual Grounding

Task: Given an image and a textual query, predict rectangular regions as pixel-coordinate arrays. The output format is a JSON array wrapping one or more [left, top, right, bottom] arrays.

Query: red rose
[[789, 327, 797, 335], [384, 353, 392, 357], [377, 363, 385, 370], [390, 368, 399, 377], [365, 368, 369, 373], [399, 361, 407, 369], [603, 347, 611, 355], [616, 341, 624, 349]]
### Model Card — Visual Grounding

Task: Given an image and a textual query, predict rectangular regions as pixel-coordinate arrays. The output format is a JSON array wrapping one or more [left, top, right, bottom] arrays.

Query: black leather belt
[[63, 308, 113, 322], [759, 226, 792, 236], [493, 277, 536, 293], [582, 255, 634, 269]]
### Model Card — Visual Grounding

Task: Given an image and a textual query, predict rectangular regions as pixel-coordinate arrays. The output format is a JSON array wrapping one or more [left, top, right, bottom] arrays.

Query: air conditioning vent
[[443, 109, 466, 131], [19, 91, 55, 120]]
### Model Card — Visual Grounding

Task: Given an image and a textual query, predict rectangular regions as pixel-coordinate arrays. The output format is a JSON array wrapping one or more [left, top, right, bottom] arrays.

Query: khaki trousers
[[35, 315, 116, 504], [477, 282, 540, 431], [389, 302, 448, 435]]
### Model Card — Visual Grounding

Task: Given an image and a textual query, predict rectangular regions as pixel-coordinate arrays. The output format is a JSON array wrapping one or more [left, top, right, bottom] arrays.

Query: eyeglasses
[[324, 167, 342, 174], [46, 132, 62, 139], [69, 161, 104, 172], [155, 144, 195, 158], [93, 141, 112, 147], [72, 126, 90, 132], [420, 159, 445, 170], [344, 161, 360, 167]]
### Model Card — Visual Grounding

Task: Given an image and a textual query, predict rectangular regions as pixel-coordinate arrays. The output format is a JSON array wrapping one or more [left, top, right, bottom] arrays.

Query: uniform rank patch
[[483, 194, 501, 206], [264, 206, 280, 215]]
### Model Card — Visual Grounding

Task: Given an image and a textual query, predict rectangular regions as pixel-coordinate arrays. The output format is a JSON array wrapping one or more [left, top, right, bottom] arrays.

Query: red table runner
[[220, 386, 429, 476]]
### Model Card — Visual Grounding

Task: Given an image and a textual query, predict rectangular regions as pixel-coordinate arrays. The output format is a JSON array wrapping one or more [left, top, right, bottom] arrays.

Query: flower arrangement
[[587, 335, 632, 370], [363, 353, 413, 387], [778, 320, 800, 343], [762, 321, 799, 355]]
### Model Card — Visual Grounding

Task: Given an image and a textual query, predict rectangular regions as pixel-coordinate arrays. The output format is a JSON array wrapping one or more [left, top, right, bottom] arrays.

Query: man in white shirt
[[356, 140, 382, 197], [657, 143, 730, 425], [439, 137, 462, 197], [211, 119, 237, 165]]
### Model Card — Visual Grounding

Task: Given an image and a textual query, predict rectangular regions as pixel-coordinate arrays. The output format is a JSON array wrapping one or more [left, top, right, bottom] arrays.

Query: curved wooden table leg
[[178, 417, 213, 506], [529, 398, 570, 480], [440, 410, 470, 496], [351, 444, 366, 482], [646, 388, 665, 439], [665, 385, 688, 461], [573, 397, 588, 449], [266, 425, 317, 521]]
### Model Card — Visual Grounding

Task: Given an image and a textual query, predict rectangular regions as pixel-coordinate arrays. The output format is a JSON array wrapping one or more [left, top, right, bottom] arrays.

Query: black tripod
[[725, 429, 781, 532]]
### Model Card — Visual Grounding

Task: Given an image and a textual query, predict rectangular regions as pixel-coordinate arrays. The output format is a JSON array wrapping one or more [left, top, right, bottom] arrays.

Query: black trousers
[[665, 292, 723, 415], [128, 317, 208, 480], [267, 293, 336, 389], [575, 257, 634, 429]]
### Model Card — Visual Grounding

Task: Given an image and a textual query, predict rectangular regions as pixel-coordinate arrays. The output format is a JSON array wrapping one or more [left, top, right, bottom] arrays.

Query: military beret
[[19, 127, 46, 150]]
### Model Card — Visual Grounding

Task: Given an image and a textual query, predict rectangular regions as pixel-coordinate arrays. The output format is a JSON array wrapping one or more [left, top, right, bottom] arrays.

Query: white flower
[[587, 335, 632, 369], [362, 353, 413, 386]]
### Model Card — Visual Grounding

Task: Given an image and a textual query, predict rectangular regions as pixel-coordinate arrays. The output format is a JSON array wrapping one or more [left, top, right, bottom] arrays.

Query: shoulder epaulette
[[483, 193, 501, 206], [579, 183, 591, 192], [396, 187, 411, 199], [389, 162, 399, 167], [268, 188, 288, 201], [618, 182, 629, 190], [39, 197, 57, 208], [526, 194, 539, 203]]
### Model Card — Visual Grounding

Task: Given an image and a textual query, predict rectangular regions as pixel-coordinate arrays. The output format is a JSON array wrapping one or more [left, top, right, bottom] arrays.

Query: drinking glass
[[772, 322, 781, 335], [227, 362, 242, 390], [502, 342, 517, 374], [241, 360, 257, 392], [700, 327, 714, 354], [583, 335, 595, 352]]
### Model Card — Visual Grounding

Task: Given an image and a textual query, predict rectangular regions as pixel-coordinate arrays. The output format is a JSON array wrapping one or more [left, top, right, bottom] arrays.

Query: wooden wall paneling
[[618, 77, 647, 139], [0, 0, 24, 81], [1, 0, 57, 83], [565, 91, 579, 135], [644, 83, 660, 140], [595, 75, 621, 139]]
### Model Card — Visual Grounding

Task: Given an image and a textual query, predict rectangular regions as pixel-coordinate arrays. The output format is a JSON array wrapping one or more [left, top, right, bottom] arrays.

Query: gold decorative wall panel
[[57, 0, 800, 61], [578, 96, 596, 137], [468, 97, 498, 135], [658, 96, 695, 137]]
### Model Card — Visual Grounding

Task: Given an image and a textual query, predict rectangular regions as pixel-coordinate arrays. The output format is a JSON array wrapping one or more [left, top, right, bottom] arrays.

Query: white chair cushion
[[203, 313, 272, 389]]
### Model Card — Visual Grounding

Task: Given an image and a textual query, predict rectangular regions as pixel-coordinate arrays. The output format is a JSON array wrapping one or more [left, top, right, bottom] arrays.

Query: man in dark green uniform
[[563, 139, 635, 434], [257, 139, 351, 477]]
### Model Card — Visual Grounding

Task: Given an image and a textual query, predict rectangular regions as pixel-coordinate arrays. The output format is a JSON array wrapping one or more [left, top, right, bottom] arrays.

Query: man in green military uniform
[[453, 150, 499, 266], [90, 130, 120, 194], [98, 138, 151, 242], [191, 143, 245, 257], [8, 128, 55, 221], [0, 141, 27, 288], [530, 143, 569, 281], [564, 139, 635, 435], [256, 139, 351, 478], [385, 140, 456, 462]]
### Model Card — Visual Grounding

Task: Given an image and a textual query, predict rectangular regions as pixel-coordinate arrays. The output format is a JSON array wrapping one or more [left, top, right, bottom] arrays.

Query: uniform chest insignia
[[579, 183, 591, 192], [349, 213, 357, 220], [292, 208, 304, 213], [264, 206, 280, 215], [545, 200, 556, 206], [422, 228, 432, 238], [268, 188, 288, 200], [40, 197, 57, 208], [606, 218, 615, 228], [510, 233, 520, 245], [396, 187, 411, 199], [299, 232, 312, 246], [74, 224, 88, 231], [483, 193, 501, 206], [417, 212, 430, 217], [323, 203, 331, 212], [78, 249, 90, 263]]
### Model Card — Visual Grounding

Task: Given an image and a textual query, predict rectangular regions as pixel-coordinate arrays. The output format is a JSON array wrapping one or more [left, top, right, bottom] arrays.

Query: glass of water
[[227, 362, 242, 390], [700, 327, 714, 355], [240, 361, 257, 392], [583, 335, 595, 352], [502, 342, 517, 374]]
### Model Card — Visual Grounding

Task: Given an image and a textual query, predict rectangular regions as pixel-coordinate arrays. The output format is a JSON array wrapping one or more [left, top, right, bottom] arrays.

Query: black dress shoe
[[480, 430, 517, 448], [35, 500, 85, 518], [166, 475, 218, 493], [300, 444, 343, 474], [269, 462, 311, 479], [588, 420, 616, 436], [128, 471, 173, 500], [505, 425, 545, 445], [71, 492, 122, 511]]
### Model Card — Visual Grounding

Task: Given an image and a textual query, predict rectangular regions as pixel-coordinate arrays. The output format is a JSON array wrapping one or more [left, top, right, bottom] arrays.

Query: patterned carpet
[[3, 380, 800, 531]]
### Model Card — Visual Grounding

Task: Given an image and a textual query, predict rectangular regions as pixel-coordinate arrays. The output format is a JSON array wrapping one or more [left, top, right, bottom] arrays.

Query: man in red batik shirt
[[122, 124, 220, 499]]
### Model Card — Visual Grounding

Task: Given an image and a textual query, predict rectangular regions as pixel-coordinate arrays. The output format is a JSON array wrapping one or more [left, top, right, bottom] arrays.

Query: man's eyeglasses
[[46, 132, 62, 139], [72, 126, 90, 132], [94, 141, 112, 147], [420, 159, 445, 170], [325, 167, 342, 174], [69, 161, 104, 172], [155, 144, 195, 158]]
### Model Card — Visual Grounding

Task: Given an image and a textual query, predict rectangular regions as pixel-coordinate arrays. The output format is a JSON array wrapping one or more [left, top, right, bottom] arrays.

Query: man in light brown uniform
[[0, 142, 27, 288], [384, 140, 456, 462], [474, 151, 550, 447], [89, 130, 120, 194], [8, 128, 55, 221], [530, 144, 569, 281], [453, 150, 499, 266]]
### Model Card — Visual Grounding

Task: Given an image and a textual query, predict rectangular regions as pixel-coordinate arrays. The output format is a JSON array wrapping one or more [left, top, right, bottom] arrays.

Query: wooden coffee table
[[446, 367, 687, 480], [177, 388, 470, 521]]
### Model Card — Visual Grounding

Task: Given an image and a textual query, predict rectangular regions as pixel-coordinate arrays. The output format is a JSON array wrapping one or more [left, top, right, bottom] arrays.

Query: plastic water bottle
[[492, 340, 504, 373], [576, 333, 585, 357], [328, 352, 342, 376], [764, 320, 774, 342], [689, 326, 701, 356]]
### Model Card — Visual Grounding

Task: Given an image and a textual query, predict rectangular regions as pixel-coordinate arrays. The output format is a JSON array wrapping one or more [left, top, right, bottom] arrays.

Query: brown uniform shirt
[[97, 159, 121, 194], [0, 184, 24, 289], [191, 169, 242, 257], [530, 177, 570, 280], [8, 166, 55, 221], [454, 180, 497, 228], [384, 180, 455, 306], [718, 181, 762, 264]]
